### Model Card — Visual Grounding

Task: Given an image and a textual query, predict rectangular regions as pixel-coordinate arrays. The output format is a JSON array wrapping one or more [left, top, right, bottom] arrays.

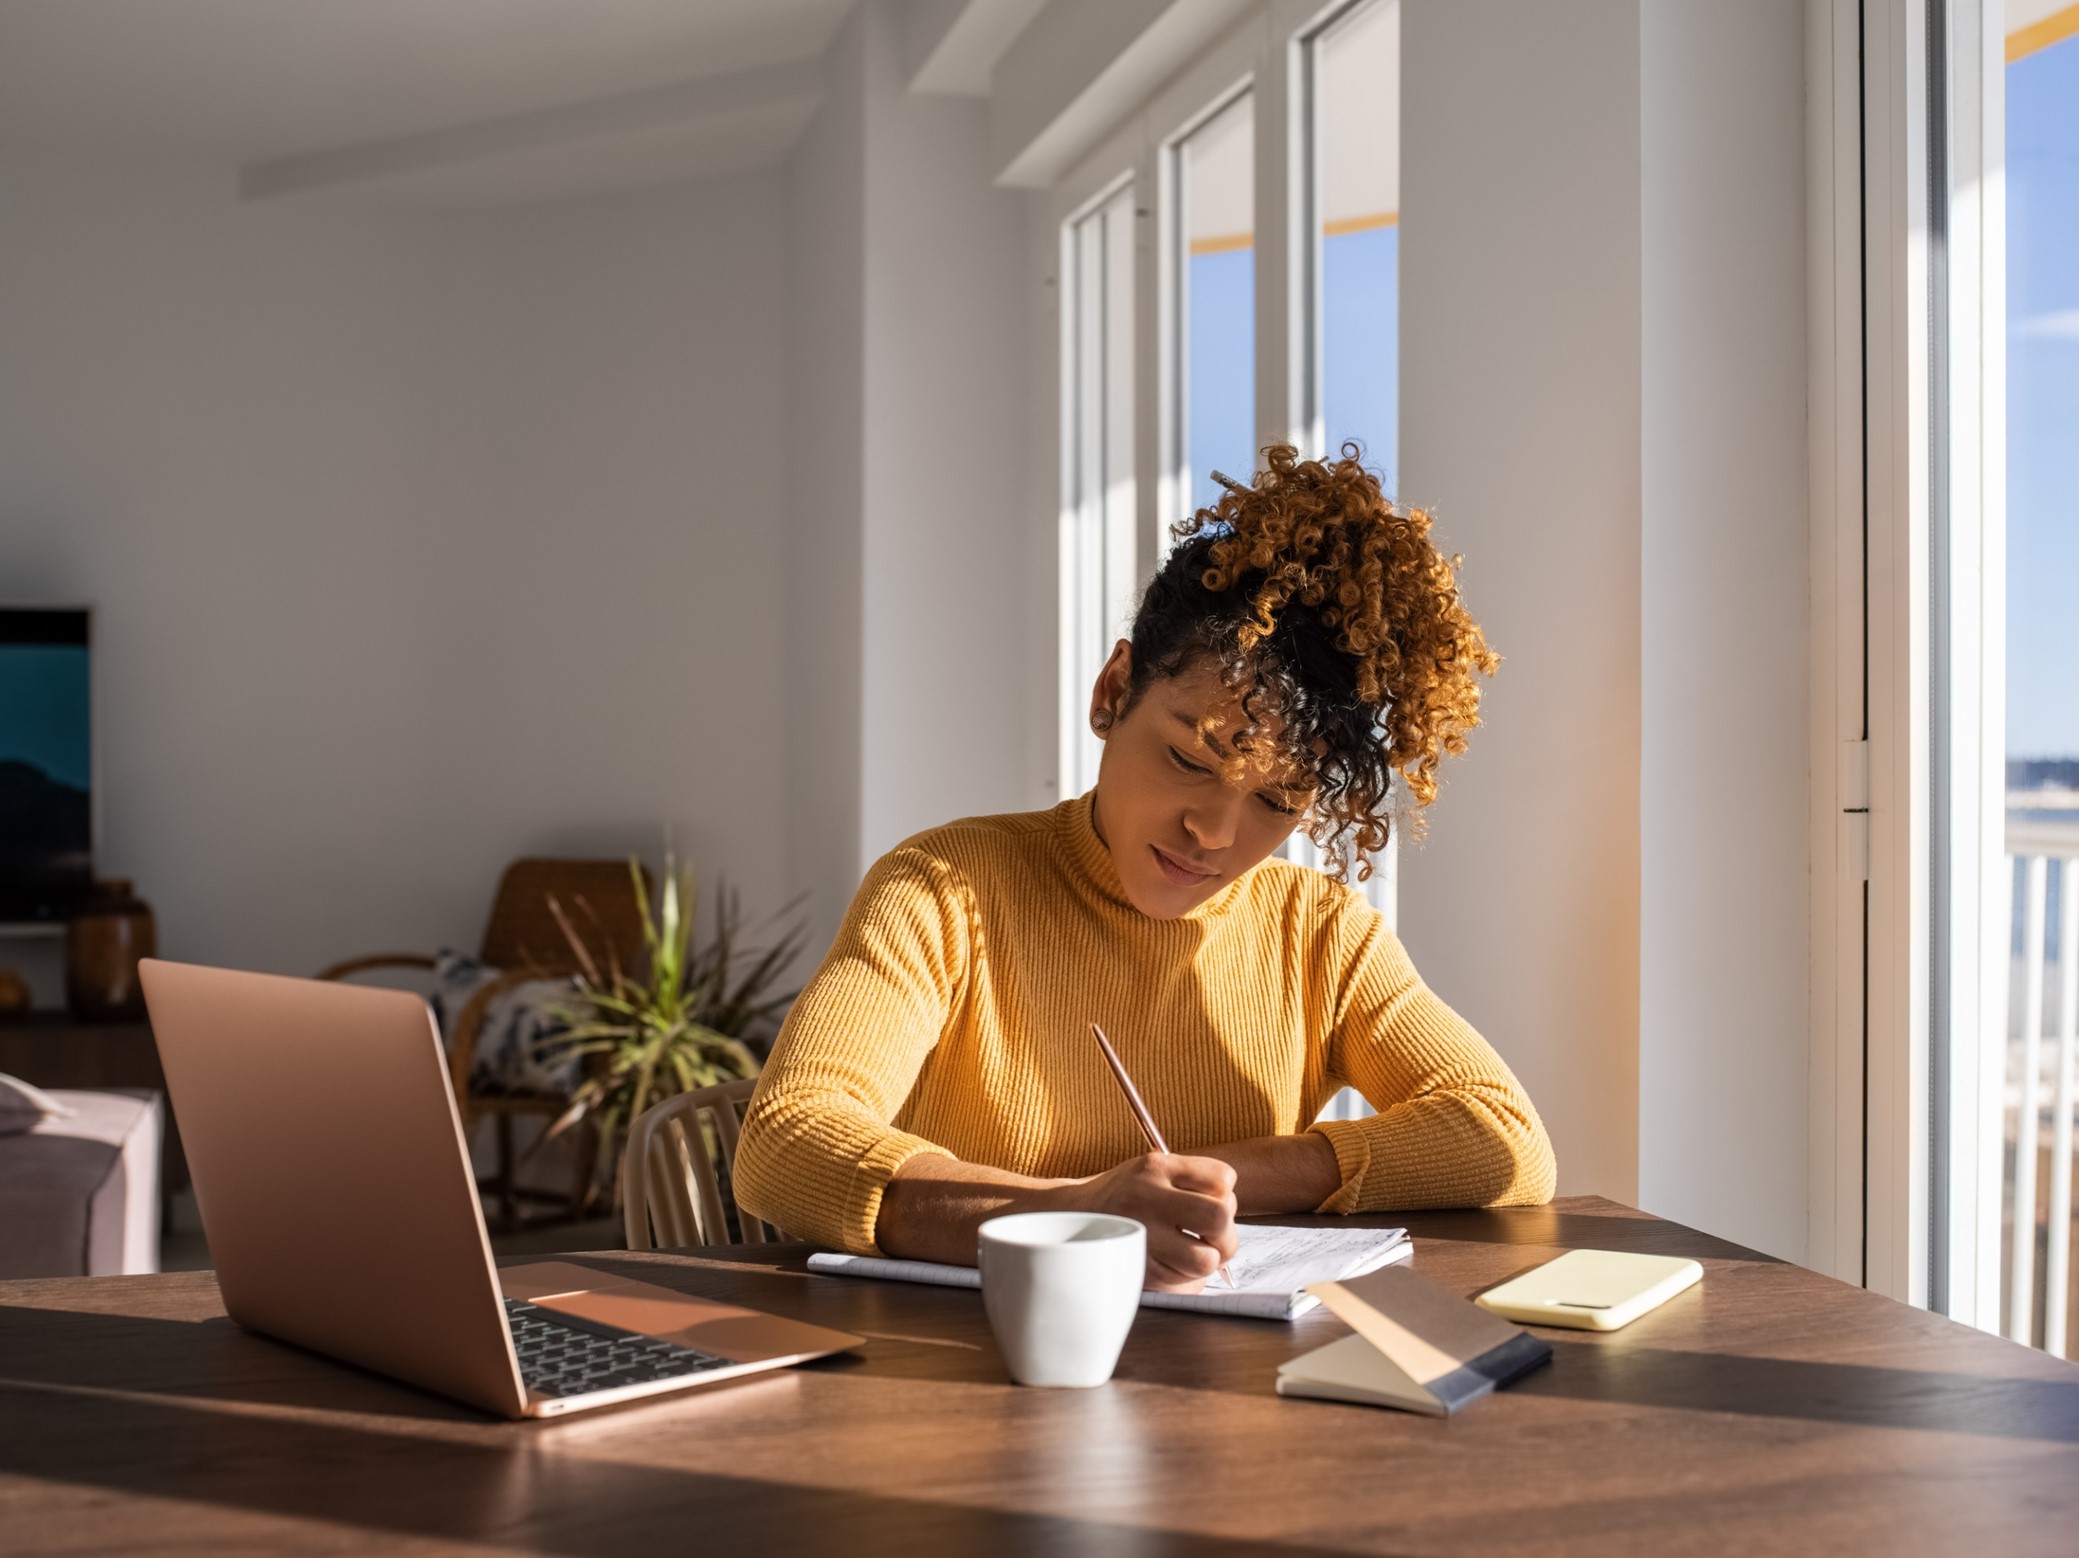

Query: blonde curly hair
[[1123, 443, 1498, 878]]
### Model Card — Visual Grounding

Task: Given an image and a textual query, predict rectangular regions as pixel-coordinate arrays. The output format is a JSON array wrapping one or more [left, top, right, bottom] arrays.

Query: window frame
[[1844, 0, 2009, 1320], [1058, 173, 1139, 802], [1042, 0, 1399, 917], [1167, 80, 1259, 539], [1041, 14, 1260, 803]]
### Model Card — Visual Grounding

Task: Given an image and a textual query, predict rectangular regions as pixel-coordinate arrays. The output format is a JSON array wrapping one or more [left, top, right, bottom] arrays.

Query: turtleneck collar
[[1054, 790, 1244, 920]]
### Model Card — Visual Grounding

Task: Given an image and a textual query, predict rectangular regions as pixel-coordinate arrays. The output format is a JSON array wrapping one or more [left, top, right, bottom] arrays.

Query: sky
[[1323, 225, 1399, 485], [2008, 33, 2079, 760], [1187, 227, 1399, 519], [1187, 247, 1256, 517]]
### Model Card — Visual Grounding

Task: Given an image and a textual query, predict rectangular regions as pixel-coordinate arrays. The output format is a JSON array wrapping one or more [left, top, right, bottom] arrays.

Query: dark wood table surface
[[3, 1194, 2077, 1556]]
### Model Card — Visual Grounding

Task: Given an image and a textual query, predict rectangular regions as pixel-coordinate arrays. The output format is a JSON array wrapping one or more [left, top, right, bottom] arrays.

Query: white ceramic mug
[[977, 1211, 1145, 1388]]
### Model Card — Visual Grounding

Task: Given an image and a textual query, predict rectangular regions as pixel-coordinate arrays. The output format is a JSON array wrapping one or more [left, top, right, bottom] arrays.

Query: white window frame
[[1929, 0, 2006, 1332], [1807, 0, 1871, 1290], [1042, 19, 1259, 804], [1841, 0, 2007, 1317], [1059, 175, 1140, 801], [1041, 0, 1399, 919]]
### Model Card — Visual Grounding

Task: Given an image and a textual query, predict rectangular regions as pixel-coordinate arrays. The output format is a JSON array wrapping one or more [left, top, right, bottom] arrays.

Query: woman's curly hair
[[1122, 443, 1498, 880]]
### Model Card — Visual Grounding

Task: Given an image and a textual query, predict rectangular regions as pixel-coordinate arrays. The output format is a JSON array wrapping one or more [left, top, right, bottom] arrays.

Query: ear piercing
[[1091, 709, 1116, 734]]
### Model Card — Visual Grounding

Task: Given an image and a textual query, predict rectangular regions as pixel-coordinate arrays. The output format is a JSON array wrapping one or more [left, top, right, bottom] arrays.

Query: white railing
[[2004, 813, 2079, 1358]]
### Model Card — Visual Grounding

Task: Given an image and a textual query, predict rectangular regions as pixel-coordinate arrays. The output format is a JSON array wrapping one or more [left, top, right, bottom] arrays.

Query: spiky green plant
[[540, 853, 806, 1206]]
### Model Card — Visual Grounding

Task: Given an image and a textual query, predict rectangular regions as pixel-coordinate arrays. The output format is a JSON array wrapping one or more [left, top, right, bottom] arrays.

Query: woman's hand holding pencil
[[1079, 1021, 1240, 1292], [1061, 1150, 1241, 1292]]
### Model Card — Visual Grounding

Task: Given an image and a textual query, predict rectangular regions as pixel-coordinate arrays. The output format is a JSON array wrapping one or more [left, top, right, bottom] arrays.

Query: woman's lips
[[1151, 845, 1217, 885]]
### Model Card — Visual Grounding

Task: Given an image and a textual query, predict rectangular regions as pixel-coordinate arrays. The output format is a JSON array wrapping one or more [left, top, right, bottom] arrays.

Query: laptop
[[138, 958, 862, 1419]]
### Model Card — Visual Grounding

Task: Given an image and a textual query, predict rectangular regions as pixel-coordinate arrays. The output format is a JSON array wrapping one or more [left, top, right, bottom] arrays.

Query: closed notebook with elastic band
[[1474, 1249, 1703, 1332], [1276, 1264, 1552, 1416]]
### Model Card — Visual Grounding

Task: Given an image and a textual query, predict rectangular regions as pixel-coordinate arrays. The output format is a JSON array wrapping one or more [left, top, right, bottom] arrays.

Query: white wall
[[1397, 0, 1813, 1255], [1398, 0, 1645, 1206], [784, 8, 869, 954], [782, 0, 1034, 949], [0, 154, 792, 992], [857, 0, 1032, 861], [1638, 0, 1809, 1260]]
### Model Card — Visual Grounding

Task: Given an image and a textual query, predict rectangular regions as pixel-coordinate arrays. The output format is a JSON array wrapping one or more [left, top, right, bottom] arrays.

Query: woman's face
[[1088, 643, 1315, 919]]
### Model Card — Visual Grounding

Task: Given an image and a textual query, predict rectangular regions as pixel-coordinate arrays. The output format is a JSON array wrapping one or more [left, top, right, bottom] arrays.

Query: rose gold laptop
[[139, 958, 861, 1419]]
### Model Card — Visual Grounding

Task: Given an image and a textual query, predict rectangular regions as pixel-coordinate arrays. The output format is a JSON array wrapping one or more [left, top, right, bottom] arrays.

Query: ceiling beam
[[903, 0, 1052, 96], [988, 0, 1254, 188]]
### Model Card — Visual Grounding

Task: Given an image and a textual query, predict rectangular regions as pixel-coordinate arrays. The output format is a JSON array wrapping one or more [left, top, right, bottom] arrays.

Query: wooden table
[[3, 1195, 2076, 1555]]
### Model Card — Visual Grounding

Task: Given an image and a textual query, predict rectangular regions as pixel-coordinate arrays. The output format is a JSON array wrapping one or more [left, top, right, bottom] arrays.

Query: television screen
[[0, 609, 93, 920]]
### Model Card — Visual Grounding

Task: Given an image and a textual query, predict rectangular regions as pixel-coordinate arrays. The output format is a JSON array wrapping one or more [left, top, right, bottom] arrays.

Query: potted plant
[[540, 852, 805, 1211]]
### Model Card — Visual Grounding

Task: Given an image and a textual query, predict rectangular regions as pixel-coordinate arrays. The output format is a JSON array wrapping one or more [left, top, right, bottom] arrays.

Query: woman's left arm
[[1294, 911, 1557, 1212], [1194, 910, 1554, 1213], [1192, 900, 1556, 1215]]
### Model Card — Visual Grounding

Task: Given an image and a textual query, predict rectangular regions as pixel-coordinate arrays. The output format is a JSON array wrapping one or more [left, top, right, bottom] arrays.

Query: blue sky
[[2008, 34, 2079, 759], [1188, 247, 1256, 515], [1324, 226, 1399, 485], [1187, 227, 1399, 517]]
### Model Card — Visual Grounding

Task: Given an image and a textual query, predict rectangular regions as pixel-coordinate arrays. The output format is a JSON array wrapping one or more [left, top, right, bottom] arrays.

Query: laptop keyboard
[[503, 1297, 736, 1399]]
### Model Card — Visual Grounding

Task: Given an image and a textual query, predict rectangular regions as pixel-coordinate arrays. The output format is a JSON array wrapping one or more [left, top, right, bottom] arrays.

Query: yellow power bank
[[1474, 1249, 1702, 1331]]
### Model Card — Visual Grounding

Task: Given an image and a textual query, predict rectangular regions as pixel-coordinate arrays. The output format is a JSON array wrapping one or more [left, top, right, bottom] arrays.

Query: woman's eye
[[1168, 747, 1209, 776], [1259, 794, 1300, 816]]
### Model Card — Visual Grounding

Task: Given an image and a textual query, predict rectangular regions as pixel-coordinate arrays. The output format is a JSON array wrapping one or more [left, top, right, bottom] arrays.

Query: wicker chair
[[318, 857, 652, 1230], [622, 1079, 778, 1250]]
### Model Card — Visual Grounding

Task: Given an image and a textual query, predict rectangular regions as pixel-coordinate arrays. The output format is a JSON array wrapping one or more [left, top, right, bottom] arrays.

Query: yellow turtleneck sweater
[[734, 795, 1555, 1254]]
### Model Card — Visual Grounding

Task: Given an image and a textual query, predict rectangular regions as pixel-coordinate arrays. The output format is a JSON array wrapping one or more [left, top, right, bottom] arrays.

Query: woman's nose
[[1183, 798, 1240, 852]]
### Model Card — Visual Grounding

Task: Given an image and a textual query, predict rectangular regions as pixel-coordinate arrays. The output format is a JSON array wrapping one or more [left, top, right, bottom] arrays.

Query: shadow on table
[[0, 1383, 1326, 1557], [0, 1305, 1347, 1556], [0, 1299, 484, 1422], [1523, 1337, 2079, 1443]]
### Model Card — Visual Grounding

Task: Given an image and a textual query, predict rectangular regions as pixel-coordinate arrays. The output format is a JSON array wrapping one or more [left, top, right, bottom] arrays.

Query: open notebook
[[806, 1224, 1411, 1321]]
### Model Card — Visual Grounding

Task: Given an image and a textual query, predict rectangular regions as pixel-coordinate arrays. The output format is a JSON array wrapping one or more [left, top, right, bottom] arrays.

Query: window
[[1049, 6, 1402, 944], [1999, 0, 2079, 1357], [1900, 0, 2079, 1347], [1174, 91, 1255, 522], [1308, 0, 1400, 479], [1062, 185, 1137, 799], [1293, 0, 1402, 927]]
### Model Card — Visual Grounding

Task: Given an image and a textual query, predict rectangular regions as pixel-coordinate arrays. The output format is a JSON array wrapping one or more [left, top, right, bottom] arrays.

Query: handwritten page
[[1194, 1225, 1412, 1311], [805, 1223, 1411, 1322]]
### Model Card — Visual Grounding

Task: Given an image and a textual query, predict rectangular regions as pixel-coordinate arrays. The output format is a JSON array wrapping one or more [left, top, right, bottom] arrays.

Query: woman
[[735, 445, 1554, 1290]]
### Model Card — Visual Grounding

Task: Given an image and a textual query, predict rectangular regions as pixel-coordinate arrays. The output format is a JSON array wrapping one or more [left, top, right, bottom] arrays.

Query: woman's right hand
[[1052, 1152, 1240, 1291]]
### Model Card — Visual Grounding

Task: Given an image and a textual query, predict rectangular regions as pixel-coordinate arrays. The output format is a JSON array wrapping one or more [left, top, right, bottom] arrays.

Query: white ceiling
[[0, 0, 855, 204]]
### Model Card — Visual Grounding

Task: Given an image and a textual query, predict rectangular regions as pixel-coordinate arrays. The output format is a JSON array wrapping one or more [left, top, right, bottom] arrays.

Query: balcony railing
[[2004, 804, 2079, 1358]]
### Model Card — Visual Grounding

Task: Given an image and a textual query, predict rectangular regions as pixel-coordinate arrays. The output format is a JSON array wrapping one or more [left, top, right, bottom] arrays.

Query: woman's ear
[[1089, 640, 1133, 737]]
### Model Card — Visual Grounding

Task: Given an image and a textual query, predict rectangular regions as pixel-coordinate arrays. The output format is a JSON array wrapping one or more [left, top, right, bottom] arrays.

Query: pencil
[[1089, 1022, 1232, 1289]]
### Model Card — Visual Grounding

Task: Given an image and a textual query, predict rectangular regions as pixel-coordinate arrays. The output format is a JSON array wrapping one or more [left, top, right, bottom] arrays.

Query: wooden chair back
[[479, 858, 650, 976], [622, 1079, 777, 1250]]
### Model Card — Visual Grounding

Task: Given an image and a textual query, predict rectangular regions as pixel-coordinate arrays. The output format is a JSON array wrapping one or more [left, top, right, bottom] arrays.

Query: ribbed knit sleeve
[[1307, 908, 1557, 1211], [733, 848, 967, 1254]]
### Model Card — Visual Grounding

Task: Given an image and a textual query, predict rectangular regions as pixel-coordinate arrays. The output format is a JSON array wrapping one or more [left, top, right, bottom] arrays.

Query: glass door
[[1998, 0, 2079, 1356]]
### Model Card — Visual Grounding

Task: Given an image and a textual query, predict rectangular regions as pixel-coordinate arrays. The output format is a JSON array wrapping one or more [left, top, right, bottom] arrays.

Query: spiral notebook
[[805, 1223, 1411, 1321]]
